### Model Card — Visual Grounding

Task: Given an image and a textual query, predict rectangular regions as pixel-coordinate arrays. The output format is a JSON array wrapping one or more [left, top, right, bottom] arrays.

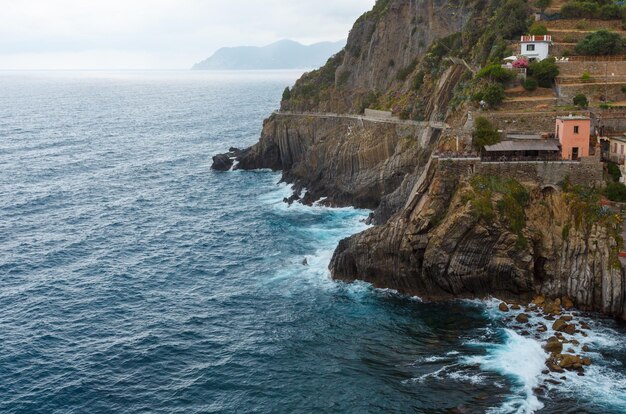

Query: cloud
[[0, 0, 375, 69]]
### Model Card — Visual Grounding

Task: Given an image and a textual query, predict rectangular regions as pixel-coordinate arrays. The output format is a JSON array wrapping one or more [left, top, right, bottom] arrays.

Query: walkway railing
[[565, 55, 626, 62]]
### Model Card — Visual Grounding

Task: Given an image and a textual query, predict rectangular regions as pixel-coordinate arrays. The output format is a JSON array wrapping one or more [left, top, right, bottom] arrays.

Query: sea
[[1, 70, 626, 414]]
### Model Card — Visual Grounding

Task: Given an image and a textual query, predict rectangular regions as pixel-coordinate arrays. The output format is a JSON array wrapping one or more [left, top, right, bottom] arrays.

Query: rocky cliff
[[214, 0, 626, 319]]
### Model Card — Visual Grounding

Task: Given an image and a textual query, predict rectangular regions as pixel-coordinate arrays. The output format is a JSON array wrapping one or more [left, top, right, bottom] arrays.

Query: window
[[574, 126, 579, 134], [621, 145, 624, 155], [613, 143, 618, 153], [527, 44, 535, 51]]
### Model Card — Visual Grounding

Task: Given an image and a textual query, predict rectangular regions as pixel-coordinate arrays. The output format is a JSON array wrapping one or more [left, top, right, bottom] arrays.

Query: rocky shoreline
[[497, 295, 600, 393]]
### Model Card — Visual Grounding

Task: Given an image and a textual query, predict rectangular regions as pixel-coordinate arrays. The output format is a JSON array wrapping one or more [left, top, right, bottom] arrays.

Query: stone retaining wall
[[557, 83, 626, 104], [557, 61, 626, 77], [476, 159, 604, 187]]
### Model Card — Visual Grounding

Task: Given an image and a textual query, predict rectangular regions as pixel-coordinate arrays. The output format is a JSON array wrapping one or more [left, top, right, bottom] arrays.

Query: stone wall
[[476, 159, 604, 187], [557, 61, 626, 77], [557, 83, 626, 104], [481, 110, 590, 133], [364, 109, 394, 119]]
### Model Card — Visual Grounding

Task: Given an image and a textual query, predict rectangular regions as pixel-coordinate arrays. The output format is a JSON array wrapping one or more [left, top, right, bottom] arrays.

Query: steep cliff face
[[330, 162, 626, 319], [236, 114, 432, 209], [215, 0, 626, 320]]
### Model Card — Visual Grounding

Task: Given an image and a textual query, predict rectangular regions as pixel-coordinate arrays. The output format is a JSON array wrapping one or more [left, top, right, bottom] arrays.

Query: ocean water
[[1, 70, 626, 414]]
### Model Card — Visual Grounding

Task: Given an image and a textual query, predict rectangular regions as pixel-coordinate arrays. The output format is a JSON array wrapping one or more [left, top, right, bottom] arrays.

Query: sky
[[0, 0, 376, 70]]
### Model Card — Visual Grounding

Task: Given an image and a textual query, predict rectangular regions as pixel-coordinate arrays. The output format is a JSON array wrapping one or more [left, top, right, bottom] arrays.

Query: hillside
[[192, 39, 346, 70], [214, 0, 626, 321]]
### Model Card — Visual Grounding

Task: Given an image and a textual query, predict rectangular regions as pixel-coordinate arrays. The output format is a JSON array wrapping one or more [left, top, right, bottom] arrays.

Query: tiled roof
[[484, 140, 560, 152]]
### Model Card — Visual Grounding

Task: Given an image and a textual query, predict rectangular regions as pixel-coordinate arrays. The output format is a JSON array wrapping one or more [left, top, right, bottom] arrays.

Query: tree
[[282, 87, 291, 101], [528, 57, 559, 88], [523, 77, 538, 91], [476, 64, 515, 83], [473, 117, 501, 150], [529, 23, 548, 36], [606, 182, 626, 202], [495, 0, 532, 39], [482, 83, 506, 107], [576, 30, 624, 56], [573, 93, 589, 109], [535, 0, 552, 12]]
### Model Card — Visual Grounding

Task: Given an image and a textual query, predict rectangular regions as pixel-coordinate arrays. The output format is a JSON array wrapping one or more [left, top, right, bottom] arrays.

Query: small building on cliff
[[556, 115, 591, 161], [520, 35, 552, 62], [482, 139, 560, 161]]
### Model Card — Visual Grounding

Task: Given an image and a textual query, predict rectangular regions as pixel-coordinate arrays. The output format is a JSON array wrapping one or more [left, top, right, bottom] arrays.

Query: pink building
[[556, 115, 591, 160]]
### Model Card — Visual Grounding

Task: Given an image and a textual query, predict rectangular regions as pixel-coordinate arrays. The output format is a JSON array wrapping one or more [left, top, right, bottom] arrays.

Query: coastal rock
[[515, 313, 529, 323], [499, 302, 510, 312], [545, 337, 563, 354], [211, 153, 233, 171]]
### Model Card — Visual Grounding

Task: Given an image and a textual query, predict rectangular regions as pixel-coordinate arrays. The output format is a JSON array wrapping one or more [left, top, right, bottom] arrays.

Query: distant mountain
[[192, 39, 346, 70]]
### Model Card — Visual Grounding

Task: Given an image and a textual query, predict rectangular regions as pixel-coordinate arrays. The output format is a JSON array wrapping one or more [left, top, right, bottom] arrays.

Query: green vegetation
[[606, 182, 626, 202], [396, 58, 418, 82], [356, 0, 392, 23], [529, 23, 548, 36], [412, 71, 426, 91], [575, 30, 624, 55], [581, 71, 591, 81], [287, 51, 345, 109], [608, 162, 622, 182], [523, 77, 538, 91], [473, 83, 506, 107], [472, 117, 501, 150], [528, 57, 559, 88], [573, 93, 589, 108], [622, 85, 626, 93], [476, 63, 515, 83], [359, 90, 380, 114], [561, 1, 626, 20], [464, 175, 531, 249], [282, 87, 291, 101], [562, 184, 623, 268], [536, 0, 553, 12]]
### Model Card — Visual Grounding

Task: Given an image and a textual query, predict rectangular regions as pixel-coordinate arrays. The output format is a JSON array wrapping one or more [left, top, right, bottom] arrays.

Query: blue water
[[2, 70, 626, 414]]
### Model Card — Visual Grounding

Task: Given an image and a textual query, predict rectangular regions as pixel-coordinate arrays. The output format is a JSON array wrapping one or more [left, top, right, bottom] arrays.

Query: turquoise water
[[1, 70, 626, 413]]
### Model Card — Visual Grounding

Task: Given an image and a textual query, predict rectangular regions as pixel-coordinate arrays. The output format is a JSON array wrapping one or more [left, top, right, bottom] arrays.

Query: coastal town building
[[556, 115, 591, 161], [482, 139, 560, 161], [519, 35, 552, 62]]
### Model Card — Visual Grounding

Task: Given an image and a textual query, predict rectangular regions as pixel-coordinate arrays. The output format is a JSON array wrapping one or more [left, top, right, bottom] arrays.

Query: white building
[[520, 35, 552, 62]]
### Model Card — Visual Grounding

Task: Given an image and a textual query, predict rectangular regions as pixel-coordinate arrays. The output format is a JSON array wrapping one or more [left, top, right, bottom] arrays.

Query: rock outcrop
[[213, 0, 626, 320]]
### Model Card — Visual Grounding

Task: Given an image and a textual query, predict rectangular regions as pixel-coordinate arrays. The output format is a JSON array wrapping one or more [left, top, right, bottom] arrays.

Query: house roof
[[521, 35, 552, 43], [557, 115, 591, 121], [506, 133, 542, 140], [484, 140, 560, 152]]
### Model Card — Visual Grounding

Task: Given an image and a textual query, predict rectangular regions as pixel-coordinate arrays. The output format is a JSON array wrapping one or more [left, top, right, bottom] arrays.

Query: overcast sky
[[0, 0, 375, 70]]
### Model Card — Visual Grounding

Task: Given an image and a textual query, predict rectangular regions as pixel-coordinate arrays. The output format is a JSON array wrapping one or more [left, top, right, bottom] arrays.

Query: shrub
[[622, 85, 626, 93], [512, 58, 529, 69], [523, 77, 539, 90], [608, 162, 622, 183], [535, 0, 552, 12], [529, 23, 548, 36], [576, 30, 624, 55], [412, 71, 425, 91], [495, 0, 532, 39], [606, 182, 626, 202], [476, 64, 515, 83], [282, 87, 291, 101], [599, 4, 623, 20], [473, 117, 501, 150], [581, 71, 591, 81], [573, 93, 589, 108], [388, 59, 395, 67], [561, 1, 599, 18], [481, 83, 506, 107], [528, 57, 559, 87]]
